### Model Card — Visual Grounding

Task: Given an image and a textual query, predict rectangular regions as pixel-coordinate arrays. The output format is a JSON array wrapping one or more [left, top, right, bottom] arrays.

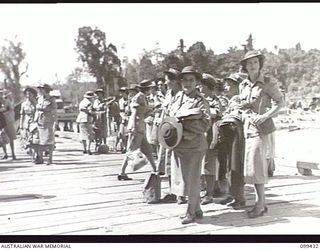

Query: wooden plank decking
[[0, 129, 320, 235]]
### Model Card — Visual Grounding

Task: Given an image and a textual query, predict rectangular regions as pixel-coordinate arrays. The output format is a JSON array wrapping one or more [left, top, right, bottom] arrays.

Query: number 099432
[[300, 244, 319, 248]]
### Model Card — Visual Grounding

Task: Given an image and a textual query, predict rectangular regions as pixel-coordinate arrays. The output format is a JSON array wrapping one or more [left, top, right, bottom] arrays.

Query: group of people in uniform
[[112, 50, 284, 224], [1, 49, 284, 225], [0, 83, 58, 165]]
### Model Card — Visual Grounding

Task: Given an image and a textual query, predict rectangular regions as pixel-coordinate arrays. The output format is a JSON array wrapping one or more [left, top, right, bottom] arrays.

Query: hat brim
[[37, 86, 52, 91], [84, 94, 95, 98], [224, 77, 239, 83], [179, 71, 202, 81], [156, 77, 165, 83], [158, 117, 183, 150], [137, 83, 156, 88], [240, 54, 264, 65]]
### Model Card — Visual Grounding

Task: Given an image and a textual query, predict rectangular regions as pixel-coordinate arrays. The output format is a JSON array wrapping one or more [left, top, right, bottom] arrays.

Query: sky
[[0, 3, 319, 86]]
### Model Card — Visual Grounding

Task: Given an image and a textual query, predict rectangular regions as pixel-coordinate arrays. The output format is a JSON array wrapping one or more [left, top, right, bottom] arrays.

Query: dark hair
[[165, 72, 177, 81], [201, 79, 215, 91]]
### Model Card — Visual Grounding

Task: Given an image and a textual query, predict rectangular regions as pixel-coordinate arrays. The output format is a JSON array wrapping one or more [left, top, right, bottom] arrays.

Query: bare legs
[[2, 140, 15, 159], [82, 140, 92, 154], [254, 183, 265, 208]]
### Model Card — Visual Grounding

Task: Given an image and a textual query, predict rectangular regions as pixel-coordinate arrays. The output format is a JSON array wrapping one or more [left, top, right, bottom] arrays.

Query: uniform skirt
[[4, 124, 17, 140], [79, 123, 94, 141], [201, 149, 219, 176], [126, 132, 153, 158], [244, 134, 268, 184], [171, 149, 205, 197], [38, 123, 55, 145], [243, 113, 269, 185]]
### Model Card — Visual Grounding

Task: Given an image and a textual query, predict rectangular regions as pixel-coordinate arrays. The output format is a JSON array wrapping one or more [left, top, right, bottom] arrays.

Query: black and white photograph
[[0, 2, 319, 243]]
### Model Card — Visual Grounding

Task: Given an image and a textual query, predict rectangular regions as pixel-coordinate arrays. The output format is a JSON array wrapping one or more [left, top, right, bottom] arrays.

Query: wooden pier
[[0, 129, 320, 235]]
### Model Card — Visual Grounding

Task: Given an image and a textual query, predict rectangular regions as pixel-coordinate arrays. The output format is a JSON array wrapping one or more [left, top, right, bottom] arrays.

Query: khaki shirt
[[118, 97, 129, 121], [93, 98, 106, 111], [169, 89, 211, 151], [76, 98, 93, 123], [239, 73, 283, 115], [217, 95, 229, 114], [129, 92, 152, 133], [35, 95, 57, 125], [206, 95, 222, 120], [20, 100, 36, 129]]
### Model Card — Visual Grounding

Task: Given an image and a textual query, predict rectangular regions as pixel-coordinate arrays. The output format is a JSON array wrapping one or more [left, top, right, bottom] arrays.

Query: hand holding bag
[[127, 148, 148, 172]]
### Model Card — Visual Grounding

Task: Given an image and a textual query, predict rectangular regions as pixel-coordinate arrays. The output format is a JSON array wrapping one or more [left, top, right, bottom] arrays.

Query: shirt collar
[[245, 72, 265, 87]]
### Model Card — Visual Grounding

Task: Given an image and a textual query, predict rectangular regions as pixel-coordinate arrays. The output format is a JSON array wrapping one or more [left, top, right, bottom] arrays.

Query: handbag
[[142, 173, 161, 204], [127, 148, 148, 172]]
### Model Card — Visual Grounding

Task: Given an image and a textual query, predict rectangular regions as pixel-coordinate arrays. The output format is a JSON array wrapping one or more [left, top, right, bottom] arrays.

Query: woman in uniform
[[35, 84, 57, 165], [116, 87, 130, 153], [169, 66, 211, 224], [238, 50, 284, 218], [118, 80, 157, 181], [76, 91, 96, 155], [198, 73, 222, 205], [93, 89, 108, 151], [1, 90, 17, 160], [19, 87, 37, 155]]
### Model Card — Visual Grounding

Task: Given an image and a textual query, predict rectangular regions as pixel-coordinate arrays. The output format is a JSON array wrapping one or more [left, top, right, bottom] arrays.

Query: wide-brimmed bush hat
[[240, 50, 265, 68], [95, 88, 104, 95], [119, 87, 128, 92], [37, 83, 52, 91], [158, 117, 183, 150], [179, 66, 202, 81], [224, 73, 245, 84], [137, 79, 156, 88], [200, 73, 218, 90], [128, 83, 138, 91], [164, 68, 180, 79]]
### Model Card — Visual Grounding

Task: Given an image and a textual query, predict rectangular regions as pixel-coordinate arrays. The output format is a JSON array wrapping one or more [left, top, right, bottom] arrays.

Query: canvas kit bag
[[142, 173, 161, 204]]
